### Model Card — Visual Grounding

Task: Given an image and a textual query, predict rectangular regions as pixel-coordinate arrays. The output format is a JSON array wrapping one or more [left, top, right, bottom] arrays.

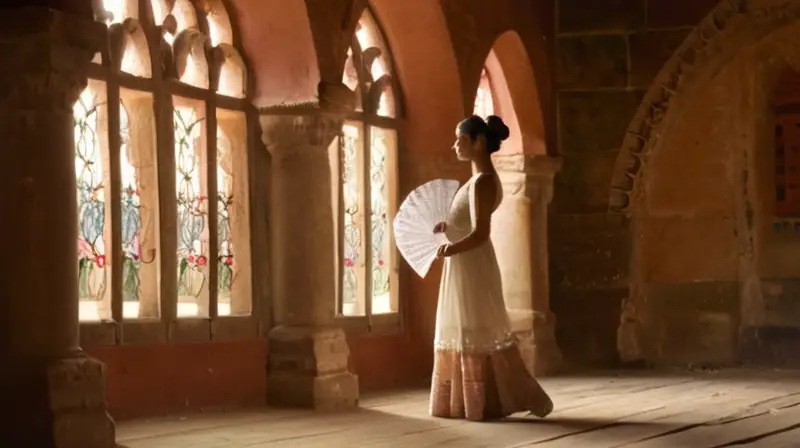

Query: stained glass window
[[174, 105, 208, 317], [77, 0, 251, 329], [341, 124, 363, 315], [119, 90, 160, 320], [338, 9, 400, 323], [217, 131, 234, 314], [75, 85, 111, 321], [369, 127, 395, 315], [216, 110, 251, 317], [119, 103, 141, 305]]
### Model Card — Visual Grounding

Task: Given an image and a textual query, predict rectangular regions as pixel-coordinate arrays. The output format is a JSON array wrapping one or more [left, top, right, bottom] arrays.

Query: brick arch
[[608, 0, 800, 215]]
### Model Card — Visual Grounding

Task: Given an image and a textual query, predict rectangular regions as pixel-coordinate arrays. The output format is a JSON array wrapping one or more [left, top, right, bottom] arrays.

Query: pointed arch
[[470, 30, 546, 155], [343, 7, 401, 118]]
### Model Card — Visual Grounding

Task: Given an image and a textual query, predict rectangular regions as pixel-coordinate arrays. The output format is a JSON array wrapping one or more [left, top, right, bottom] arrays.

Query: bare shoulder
[[472, 173, 498, 201]]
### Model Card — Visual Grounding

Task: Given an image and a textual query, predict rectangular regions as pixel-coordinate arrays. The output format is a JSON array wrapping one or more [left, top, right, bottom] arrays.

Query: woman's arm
[[441, 174, 497, 257]]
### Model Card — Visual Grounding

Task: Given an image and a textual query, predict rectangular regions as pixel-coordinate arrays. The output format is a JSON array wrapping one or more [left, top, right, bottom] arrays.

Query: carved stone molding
[[260, 112, 345, 160], [608, 0, 800, 215], [493, 154, 562, 204]]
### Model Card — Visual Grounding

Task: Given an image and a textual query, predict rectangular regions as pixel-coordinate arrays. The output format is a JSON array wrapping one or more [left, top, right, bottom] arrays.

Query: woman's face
[[452, 130, 479, 161]]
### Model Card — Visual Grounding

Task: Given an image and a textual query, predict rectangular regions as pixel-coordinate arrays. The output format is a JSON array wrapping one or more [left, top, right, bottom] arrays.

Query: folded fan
[[393, 179, 461, 278]]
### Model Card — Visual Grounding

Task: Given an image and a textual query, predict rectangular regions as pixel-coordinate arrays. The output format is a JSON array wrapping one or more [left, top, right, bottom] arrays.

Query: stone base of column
[[0, 353, 115, 447], [267, 326, 359, 410], [517, 314, 563, 376]]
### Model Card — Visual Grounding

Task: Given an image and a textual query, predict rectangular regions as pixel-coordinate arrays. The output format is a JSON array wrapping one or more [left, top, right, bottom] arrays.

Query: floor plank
[[117, 369, 800, 448]]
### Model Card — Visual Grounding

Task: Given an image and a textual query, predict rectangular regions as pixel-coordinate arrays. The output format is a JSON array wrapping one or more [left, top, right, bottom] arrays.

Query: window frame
[[79, 0, 259, 347], [335, 8, 405, 336]]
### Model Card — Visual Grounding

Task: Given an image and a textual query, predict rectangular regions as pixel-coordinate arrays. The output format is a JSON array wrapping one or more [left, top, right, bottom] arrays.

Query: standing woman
[[430, 115, 553, 421]]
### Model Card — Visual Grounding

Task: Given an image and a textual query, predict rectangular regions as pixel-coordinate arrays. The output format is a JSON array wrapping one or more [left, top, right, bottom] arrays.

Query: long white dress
[[430, 172, 553, 421]]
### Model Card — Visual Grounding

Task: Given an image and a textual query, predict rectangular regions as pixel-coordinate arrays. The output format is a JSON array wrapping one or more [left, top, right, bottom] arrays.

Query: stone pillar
[[260, 110, 358, 410], [491, 154, 564, 376], [0, 7, 115, 448]]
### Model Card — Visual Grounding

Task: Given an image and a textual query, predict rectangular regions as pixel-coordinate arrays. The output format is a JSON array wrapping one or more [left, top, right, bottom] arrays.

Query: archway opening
[[615, 3, 800, 367]]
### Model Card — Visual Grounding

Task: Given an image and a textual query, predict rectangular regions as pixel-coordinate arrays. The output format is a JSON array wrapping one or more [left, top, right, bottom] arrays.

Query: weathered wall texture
[[606, 0, 800, 367], [550, 0, 719, 367], [631, 19, 800, 367]]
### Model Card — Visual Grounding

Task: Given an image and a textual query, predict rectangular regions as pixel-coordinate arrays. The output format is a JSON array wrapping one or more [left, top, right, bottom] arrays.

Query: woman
[[430, 115, 553, 421]]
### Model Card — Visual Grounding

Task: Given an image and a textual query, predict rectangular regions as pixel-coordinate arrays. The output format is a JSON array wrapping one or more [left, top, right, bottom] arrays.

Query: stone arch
[[471, 30, 546, 155], [226, 0, 320, 106], [608, 0, 800, 215], [612, 1, 800, 366]]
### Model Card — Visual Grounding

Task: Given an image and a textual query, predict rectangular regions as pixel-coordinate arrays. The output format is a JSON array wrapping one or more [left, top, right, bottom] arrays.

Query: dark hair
[[457, 115, 510, 154]]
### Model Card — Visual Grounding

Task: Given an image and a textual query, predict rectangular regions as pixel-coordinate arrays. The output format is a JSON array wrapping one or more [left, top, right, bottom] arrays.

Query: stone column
[[491, 154, 564, 376], [0, 7, 115, 447], [260, 109, 358, 410]]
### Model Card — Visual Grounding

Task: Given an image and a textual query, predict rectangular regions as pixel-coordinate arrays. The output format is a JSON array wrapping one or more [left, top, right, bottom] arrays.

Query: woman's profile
[[430, 114, 553, 421]]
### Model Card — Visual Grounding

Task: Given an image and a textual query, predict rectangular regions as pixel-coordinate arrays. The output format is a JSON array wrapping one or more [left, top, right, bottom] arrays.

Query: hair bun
[[486, 115, 510, 142]]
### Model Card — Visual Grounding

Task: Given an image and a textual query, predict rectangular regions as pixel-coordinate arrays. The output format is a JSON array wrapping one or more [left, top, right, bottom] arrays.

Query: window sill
[[335, 313, 402, 337], [79, 315, 259, 347]]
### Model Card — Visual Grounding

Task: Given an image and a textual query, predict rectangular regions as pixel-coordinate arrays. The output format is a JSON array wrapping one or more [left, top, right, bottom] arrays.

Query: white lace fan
[[393, 179, 461, 278]]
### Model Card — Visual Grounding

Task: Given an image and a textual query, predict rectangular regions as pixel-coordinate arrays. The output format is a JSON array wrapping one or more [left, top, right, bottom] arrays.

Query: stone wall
[[550, 0, 719, 367]]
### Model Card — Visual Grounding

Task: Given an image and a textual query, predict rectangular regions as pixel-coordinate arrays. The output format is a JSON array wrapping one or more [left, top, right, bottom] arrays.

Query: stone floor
[[117, 369, 800, 447]]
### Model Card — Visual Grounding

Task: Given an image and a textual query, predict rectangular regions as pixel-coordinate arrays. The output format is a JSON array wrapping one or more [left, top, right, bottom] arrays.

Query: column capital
[[492, 154, 562, 178], [0, 7, 105, 112], [260, 112, 345, 158], [493, 154, 562, 205]]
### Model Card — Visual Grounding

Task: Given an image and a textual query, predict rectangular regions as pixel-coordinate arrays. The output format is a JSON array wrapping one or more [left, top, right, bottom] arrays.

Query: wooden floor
[[117, 369, 800, 447]]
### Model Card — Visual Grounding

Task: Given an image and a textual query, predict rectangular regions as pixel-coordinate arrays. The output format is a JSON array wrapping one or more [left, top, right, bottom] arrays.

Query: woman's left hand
[[436, 244, 451, 258]]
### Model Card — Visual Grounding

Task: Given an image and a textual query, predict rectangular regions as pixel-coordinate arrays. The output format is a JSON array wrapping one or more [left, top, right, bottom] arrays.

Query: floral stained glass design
[[75, 88, 108, 307], [342, 125, 361, 310], [217, 131, 234, 306], [174, 107, 208, 300], [119, 103, 142, 303], [369, 128, 391, 313]]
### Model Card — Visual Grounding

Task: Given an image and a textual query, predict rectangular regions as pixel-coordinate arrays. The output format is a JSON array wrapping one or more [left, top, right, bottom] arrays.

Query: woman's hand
[[432, 221, 447, 234], [436, 244, 451, 258]]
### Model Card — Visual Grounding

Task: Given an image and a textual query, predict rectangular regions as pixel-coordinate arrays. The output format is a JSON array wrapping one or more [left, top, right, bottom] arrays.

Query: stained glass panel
[[217, 130, 234, 315], [341, 124, 362, 315], [174, 105, 208, 316], [75, 86, 109, 321], [369, 127, 394, 314], [119, 103, 142, 308]]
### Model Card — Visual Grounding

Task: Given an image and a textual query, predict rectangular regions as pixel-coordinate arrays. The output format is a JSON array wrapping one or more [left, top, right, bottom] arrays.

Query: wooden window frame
[[79, 0, 259, 347]]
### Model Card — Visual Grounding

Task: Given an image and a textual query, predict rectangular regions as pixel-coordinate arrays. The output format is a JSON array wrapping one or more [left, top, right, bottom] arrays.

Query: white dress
[[430, 173, 553, 421]]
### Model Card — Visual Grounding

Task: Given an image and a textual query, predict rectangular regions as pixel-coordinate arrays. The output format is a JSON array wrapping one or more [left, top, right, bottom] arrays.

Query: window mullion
[[158, 92, 179, 325], [106, 82, 124, 326], [336, 128, 345, 316], [206, 98, 219, 318]]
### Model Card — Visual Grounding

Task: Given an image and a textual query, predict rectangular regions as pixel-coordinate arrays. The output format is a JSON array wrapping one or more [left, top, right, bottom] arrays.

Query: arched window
[[338, 9, 401, 331], [474, 68, 495, 118], [78, 0, 252, 328]]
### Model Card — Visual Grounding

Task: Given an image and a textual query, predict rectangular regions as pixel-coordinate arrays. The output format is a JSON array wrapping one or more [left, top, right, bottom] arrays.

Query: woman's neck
[[471, 154, 495, 176]]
